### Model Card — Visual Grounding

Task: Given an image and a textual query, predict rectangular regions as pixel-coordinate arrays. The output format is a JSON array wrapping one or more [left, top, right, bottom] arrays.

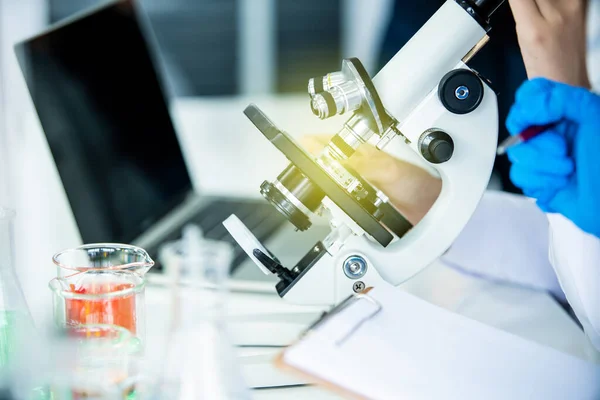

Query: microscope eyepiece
[[472, 0, 506, 19], [456, 0, 506, 30]]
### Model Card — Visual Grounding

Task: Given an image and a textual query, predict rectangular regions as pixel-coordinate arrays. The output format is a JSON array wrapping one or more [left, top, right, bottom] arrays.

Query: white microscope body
[[225, 0, 504, 305]]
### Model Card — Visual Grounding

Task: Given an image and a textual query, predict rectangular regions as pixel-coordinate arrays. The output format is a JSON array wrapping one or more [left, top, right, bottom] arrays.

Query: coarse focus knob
[[419, 130, 454, 164]]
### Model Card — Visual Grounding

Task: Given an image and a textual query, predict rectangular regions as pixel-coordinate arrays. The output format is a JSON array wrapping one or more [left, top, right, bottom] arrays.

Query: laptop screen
[[15, 0, 192, 244]]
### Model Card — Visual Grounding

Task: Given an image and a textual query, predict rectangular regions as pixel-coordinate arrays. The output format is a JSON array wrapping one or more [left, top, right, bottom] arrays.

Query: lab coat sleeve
[[547, 214, 600, 351], [441, 191, 564, 298]]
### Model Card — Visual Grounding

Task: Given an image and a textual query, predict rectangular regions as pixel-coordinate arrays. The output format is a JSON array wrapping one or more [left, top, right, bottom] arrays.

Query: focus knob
[[419, 130, 454, 164]]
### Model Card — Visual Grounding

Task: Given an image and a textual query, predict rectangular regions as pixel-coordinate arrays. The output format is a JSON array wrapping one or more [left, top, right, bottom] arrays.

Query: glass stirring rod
[[497, 124, 555, 155]]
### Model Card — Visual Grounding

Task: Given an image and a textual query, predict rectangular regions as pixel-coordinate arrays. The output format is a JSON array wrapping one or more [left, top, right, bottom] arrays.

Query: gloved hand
[[506, 78, 600, 238]]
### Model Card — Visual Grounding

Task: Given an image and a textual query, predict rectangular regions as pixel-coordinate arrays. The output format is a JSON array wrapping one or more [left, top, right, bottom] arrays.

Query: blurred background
[[0, 0, 396, 329], [0, 0, 526, 329], [47, 0, 391, 96]]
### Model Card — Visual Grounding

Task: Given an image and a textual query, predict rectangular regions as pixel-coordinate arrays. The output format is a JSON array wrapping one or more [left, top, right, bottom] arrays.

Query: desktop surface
[[144, 259, 592, 398]]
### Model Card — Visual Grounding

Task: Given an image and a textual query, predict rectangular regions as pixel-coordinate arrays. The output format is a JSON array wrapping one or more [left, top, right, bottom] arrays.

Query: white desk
[[145, 260, 593, 400]]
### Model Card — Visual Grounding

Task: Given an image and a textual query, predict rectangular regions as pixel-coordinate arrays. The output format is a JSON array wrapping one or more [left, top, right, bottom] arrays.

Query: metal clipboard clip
[[305, 292, 382, 346]]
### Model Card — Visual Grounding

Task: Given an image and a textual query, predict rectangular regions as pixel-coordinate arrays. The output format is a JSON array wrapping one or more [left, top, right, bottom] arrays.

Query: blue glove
[[506, 78, 600, 238]]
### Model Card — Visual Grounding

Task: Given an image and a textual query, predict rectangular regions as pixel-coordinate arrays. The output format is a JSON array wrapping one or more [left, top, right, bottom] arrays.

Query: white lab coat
[[442, 191, 600, 356]]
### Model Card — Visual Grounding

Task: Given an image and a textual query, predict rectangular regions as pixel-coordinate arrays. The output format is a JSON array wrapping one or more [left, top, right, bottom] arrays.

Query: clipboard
[[275, 282, 600, 400], [275, 290, 380, 400]]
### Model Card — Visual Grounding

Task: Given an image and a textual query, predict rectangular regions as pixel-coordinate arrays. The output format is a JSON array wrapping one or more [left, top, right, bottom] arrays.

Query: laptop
[[13, 0, 289, 273]]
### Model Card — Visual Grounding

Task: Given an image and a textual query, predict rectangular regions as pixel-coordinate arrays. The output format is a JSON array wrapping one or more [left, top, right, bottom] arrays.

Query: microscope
[[225, 0, 506, 305]]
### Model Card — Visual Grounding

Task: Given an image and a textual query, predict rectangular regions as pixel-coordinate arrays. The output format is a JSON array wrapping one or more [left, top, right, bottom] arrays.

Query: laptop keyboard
[[153, 198, 288, 272]]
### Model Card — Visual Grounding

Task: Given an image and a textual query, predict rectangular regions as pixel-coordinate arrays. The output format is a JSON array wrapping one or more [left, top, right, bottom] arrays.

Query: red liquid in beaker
[[65, 283, 137, 334]]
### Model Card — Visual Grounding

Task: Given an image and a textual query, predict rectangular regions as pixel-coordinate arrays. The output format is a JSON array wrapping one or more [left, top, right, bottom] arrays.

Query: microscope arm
[[226, 0, 504, 305], [282, 73, 498, 303], [347, 0, 499, 284], [374, 69, 498, 285]]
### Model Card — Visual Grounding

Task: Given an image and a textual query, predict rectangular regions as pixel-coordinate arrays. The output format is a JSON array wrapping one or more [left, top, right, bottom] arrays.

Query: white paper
[[284, 282, 600, 400]]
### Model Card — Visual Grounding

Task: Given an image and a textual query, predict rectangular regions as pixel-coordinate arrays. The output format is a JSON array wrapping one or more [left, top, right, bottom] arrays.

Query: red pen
[[496, 124, 554, 155]]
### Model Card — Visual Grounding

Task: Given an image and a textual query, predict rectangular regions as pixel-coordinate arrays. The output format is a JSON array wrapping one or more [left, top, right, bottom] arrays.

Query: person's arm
[[300, 135, 441, 226], [505, 0, 600, 351], [508, 0, 590, 88]]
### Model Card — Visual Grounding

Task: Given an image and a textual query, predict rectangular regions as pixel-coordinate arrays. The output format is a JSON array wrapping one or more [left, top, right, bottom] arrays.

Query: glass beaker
[[53, 244, 154, 277], [49, 324, 141, 399], [153, 225, 251, 399], [50, 244, 153, 337], [159, 226, 233, 285], [49, 270, 146, 338]]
